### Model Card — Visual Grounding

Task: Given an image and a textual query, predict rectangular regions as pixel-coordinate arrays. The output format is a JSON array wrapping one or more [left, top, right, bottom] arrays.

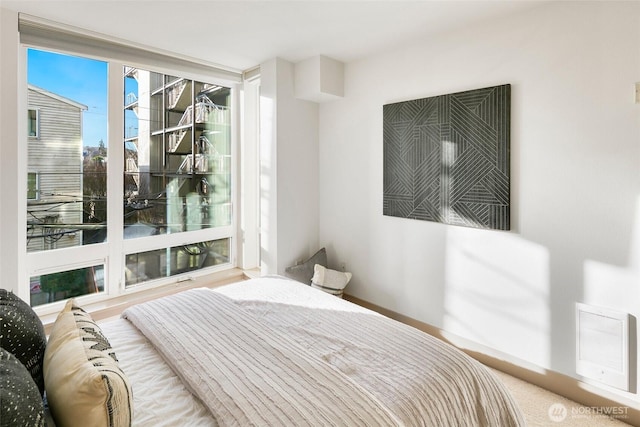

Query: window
[[26, 48, 107, 303], [27, 172, 38, 200], [28, 108, 39, 137], [30, 265, 104, 307], [24, 45, 238, 309], [123, 68, 233, 288], [26, 49, 104, 256], [123, 69, 232, 238], [125, 238, 229, 286]]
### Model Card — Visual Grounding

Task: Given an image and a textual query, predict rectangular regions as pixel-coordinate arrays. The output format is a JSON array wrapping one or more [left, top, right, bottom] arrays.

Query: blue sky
[[28, 48, 108, 147]]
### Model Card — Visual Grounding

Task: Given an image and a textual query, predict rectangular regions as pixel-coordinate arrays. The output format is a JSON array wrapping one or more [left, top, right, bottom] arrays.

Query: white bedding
[[101, 278, 379, 427], [100, 315, 215, 426], [101, 277, 524, 426]]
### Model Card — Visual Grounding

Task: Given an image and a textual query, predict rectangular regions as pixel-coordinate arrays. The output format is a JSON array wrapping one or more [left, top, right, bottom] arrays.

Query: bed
[[93, 276, 524, 427]]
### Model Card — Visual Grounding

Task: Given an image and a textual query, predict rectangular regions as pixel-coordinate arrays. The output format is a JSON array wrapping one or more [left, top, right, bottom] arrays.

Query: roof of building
[[28, 84, 88, 111]]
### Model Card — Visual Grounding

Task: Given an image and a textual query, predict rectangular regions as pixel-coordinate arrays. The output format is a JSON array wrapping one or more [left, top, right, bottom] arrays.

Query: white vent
[[576, 303, 631, 391]]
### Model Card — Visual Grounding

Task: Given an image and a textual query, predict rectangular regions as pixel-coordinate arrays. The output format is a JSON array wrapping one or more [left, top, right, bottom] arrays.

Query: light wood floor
[[492, 369, 632, 426]]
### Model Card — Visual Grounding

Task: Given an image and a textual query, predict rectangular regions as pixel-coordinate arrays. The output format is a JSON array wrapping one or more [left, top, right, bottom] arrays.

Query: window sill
[[41, 267, 248, 335], [242, 267, 262, 279]]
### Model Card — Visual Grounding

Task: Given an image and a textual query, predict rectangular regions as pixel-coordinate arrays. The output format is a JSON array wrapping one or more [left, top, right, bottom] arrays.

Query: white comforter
[[106, 277, 525, 426], [123, 288, 401, 426]]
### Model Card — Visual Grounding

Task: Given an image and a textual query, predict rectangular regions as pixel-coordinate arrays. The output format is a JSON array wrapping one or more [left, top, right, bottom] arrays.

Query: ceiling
[[2, 0, 544, 72]]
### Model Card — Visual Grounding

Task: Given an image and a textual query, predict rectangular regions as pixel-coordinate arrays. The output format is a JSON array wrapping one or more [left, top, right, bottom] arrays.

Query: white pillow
[[311, 264, 352, 298]]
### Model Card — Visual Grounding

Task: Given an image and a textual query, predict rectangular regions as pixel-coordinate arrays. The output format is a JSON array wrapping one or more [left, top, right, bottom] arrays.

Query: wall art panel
[[383, 84, 510, 230]]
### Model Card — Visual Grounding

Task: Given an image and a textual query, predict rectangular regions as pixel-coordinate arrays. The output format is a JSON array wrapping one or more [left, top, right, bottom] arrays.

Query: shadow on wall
[[441, 192, 640, 404], [578, 194, 640, 397], [359, 217, 450, 325], [442, 229, 551, 369]]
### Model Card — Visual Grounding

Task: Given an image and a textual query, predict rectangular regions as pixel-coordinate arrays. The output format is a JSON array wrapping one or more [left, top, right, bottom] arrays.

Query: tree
[[40, 268, 91, 302], [83, 140, 107, 244]]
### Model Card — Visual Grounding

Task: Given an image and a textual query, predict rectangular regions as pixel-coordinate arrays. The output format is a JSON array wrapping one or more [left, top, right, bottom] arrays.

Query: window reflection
[[125, 238, 230, 287], [124, 69, 231, 238]]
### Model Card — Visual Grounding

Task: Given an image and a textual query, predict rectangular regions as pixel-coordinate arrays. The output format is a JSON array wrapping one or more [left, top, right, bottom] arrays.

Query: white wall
[[0, 8, 25, 296], [319, 1, 640, 402], [260, 58, 320, 275]]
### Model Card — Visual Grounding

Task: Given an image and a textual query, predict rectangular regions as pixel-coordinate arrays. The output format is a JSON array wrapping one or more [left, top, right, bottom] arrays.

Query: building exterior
[[27, 84, 86, 252]]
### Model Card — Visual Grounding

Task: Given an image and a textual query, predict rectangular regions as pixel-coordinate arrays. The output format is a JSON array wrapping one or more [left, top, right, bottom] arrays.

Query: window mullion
[[107, 61, 125, 297], [122, 226, 234, 255]]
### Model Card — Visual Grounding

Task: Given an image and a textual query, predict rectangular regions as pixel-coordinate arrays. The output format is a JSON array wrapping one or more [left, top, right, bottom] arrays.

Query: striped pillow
[[44, 299, 133, 427], [311, 264, 352, 298]]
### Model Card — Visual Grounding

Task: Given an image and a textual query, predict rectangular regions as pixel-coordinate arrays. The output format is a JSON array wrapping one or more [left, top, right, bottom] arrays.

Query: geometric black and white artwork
[[383, 84, 510, 230]]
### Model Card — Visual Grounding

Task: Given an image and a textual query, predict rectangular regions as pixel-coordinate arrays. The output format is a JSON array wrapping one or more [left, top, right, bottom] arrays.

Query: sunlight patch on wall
[[443, 228, 551, 368], [627, 194, 640, 271], [259, 95, 275, 274]]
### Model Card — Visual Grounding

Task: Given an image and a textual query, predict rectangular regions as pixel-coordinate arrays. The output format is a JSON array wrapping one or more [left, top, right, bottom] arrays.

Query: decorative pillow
[[284, 248, 328, 285], [0, 347, 45, 427], [44, 299, 133, 427], [0, 289, 47, 396], [311, 264, 352, 298]]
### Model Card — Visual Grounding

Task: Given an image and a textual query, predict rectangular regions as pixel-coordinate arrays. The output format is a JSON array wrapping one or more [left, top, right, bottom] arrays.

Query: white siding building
[[27, 84, 86, 252]]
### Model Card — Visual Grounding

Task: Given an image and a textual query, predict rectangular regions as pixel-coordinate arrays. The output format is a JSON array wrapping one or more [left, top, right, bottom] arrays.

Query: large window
[[26, 50, 107, 252], [26, 49, 107, 305], [123, 67, 232, 288], [123, 69, 231, 237], [25, 46, 237, 309]]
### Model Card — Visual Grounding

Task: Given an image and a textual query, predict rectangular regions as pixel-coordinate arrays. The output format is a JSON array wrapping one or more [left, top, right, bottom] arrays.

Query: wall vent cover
[[576, 303, 632, 392]]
